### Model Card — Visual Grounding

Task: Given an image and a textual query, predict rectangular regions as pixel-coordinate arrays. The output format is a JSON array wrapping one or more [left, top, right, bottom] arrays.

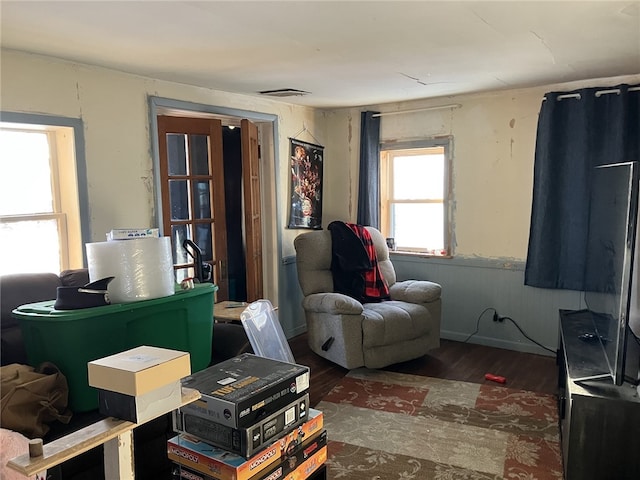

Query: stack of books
[[168, 354, 327, 480]]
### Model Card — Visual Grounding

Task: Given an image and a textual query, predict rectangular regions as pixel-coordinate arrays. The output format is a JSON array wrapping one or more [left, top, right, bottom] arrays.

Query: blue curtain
[[525, 84, 640, 289], [357, 111, 381, 227]]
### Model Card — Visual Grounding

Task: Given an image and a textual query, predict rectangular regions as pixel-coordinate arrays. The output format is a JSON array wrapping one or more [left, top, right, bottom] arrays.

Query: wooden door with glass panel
[[157, 116, 228, 300], [241, 119, 263, 301]]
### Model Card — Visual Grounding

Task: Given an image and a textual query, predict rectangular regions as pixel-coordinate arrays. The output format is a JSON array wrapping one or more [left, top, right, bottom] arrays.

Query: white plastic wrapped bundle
[[86, 237, 175, 303]]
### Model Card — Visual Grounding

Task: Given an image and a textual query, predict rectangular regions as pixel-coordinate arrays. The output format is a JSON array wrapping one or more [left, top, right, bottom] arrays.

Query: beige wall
[[324, 74, 640, 261], [3, 49, 639, 343], [3, 49, 638, 265], [2, 50, 330, 308], [0, 50, 324, 258]]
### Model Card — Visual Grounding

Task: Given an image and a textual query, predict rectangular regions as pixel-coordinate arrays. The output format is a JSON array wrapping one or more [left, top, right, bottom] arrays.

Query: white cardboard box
[[98, 379, 183, 423], [107, 228, 160, 241], [88, 345, 191, 396]]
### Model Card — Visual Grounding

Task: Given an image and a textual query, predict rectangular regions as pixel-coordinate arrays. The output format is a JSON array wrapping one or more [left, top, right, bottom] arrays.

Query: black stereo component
[[180, 354, 310, 429], [173, 394, 309, 458]]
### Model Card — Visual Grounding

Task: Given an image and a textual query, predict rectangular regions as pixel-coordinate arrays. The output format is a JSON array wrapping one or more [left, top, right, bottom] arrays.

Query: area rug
[[316, 369, 563, 480]]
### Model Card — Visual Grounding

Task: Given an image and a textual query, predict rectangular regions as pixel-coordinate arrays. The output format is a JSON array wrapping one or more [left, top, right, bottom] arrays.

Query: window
[[0, 121, 83, 274], [380, 138, 452, 256]]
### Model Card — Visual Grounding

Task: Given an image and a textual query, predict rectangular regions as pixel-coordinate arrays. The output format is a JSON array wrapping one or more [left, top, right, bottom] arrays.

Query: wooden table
[[214, 301, 279, 324], [8, 388, 200, 479], [213, 300, 248, 323]]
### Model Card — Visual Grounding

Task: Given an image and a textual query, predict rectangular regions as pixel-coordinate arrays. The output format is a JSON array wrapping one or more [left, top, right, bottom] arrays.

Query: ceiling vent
[[259, 88, 310, 97]]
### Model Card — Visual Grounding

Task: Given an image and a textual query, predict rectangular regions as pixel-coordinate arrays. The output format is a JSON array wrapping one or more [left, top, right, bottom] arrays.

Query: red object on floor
[[485, 373, 507, 384]]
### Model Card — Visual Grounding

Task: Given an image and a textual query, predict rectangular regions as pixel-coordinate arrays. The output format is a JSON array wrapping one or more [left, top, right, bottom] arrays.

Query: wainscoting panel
[[392, 255, 583, 356], [279, 256, 307, 339], [280, 254, 583, 357]]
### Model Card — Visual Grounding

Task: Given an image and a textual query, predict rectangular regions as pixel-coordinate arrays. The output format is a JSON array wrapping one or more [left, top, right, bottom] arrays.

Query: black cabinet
[[558, 312, 640, 479]]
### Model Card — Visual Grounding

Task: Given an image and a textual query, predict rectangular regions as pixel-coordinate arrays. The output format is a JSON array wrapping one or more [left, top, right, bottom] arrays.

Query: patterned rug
[[316, 369, 563, 480]]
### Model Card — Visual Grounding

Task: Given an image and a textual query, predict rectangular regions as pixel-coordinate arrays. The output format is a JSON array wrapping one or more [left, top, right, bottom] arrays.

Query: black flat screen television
[[576, 161, 639, 385]]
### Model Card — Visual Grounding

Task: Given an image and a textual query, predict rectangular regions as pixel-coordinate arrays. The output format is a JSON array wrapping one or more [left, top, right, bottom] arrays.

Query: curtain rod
[[545, 86, 640, 101], [371, 104, 461, 117]]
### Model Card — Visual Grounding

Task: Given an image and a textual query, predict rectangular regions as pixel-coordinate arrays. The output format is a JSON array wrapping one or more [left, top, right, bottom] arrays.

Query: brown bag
[[1, 362, 73, 438]]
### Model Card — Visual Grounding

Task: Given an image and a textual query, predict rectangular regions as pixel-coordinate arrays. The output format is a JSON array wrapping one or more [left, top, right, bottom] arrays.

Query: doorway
[[222, 126, 246, 300], [151, 98, 276, 304], [221, 120, 263, 302]]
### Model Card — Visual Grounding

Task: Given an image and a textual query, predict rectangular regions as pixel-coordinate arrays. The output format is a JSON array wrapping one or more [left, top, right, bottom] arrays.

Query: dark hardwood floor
[[288, 333, 559, 407]]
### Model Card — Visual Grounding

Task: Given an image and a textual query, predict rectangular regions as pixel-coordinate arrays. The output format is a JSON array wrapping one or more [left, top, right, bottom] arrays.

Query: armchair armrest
[[390, 280, 441, 304], [302, 293, 364, 315]]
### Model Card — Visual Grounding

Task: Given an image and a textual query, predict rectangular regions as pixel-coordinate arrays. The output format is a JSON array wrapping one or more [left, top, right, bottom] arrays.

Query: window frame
[[0, 112, 89, 273], [380, 136, 453, 257]]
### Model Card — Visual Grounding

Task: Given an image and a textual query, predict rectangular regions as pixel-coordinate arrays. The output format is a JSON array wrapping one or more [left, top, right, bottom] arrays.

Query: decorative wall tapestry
[[288, 138, 323, 229]]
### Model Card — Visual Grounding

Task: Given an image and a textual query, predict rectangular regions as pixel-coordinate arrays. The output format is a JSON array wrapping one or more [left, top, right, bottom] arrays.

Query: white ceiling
[[2, 1, 639, 108]]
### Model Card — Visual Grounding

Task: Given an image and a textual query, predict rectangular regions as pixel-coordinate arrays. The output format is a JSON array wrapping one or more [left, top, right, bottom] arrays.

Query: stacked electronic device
[[168, 353, 327, 480]]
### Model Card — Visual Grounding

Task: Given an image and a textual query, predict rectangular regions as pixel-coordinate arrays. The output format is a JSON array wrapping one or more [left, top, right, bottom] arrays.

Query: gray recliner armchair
[[294, 226, 441, 369]]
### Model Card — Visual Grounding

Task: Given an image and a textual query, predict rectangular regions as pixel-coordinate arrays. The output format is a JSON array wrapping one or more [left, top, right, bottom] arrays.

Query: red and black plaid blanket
[[345, 223, 390, 302], [328, 221, 390, 302]]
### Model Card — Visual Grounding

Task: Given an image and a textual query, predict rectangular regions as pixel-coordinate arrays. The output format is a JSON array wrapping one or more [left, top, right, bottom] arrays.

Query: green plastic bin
[[12, 283, 217, 412]]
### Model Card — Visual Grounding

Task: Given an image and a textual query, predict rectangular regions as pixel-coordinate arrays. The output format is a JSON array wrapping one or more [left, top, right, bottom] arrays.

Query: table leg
[[104, 429, 135, 479]]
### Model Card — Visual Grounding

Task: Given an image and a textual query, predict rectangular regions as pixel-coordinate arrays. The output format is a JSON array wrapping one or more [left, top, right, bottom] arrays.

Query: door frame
[[148, 96, 280, 305]]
